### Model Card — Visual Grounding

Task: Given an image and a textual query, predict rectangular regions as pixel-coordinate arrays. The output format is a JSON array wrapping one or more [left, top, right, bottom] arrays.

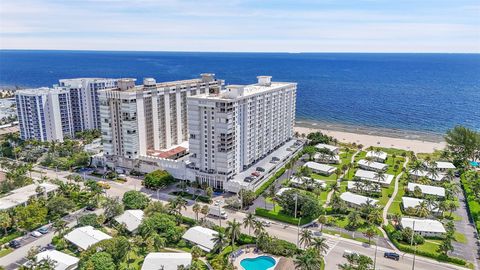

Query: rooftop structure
[[34, 250, 79, 270], [64, 226, 112, 250], [314, 143, 340, 154], [276, 187, 293, 197], [400, 217, 446, 236], [114, 210, 144, 232], [409, 169, 445, 182], [290, 176, 326, 189], [402, 197, 439, 212], [314, 153, 340, 164], [347, 181, 381, 193], [407, 183, 445, 197], [0, 183, 58, 211], [141, 253, 192, 270], [182, 226, 218, 252], [340, 192, 378, 207], [366, 151, 388, 162], [354, 169, 394, 185], [304, 161, 336, 176], [357, 159, 388, 172], [424, 161, 456, 171]]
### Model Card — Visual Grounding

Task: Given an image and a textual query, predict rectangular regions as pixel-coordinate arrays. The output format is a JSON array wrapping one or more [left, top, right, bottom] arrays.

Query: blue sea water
[[0, 50, 479, 136]]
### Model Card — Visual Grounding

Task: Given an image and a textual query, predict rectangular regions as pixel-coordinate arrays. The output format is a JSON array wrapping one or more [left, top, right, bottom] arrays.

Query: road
[[3, 165, 471, 270]]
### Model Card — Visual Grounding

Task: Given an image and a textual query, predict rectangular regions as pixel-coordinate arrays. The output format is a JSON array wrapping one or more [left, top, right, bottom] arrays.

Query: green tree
[[192, 203, 201, 221], [46, 196, 75, 220], [78, 213, 100, 227], [122, 190, 150, 210], [299, 229, 313, 248], [294, 248, 323, 270], [243, 212, 257, 236], [143, 170, 175, 189], [14, 200, 48, 231], [144, 201, 166, 217], [445, 126, 480, 163], [82, 252, 116, 270], [317, 215, 327, 232], [226, 219, 241, 248], [0, 212, 12, 234], [363, 227, 376, 244], [311, 237, 329, 255], [212, 232, 228, 253], [103, 196, 124, 222]]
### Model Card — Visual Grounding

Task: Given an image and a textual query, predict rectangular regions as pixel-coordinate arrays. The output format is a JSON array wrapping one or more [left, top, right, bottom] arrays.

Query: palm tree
[[253, 220, 266, 236], [243, 213, 256, 236], [261, 192, 269, 209], [294, 248, 323, 270], [200, 205, 209, 221], [347, 212, 361, 229], [192, 203, 201, 221], [415, 201, 430, 218], [363, 227, 376, 244], [410, 160, 423, 181], [424, 196, 438, 213], [391, 213, 402, 226], [317, 215, 327, 232], [447, 200, 458, 217], [226, 219, 241, 248], [299, 229, 313, 248], [374, 171, 386, 184], [311, 237, 329, 255], [427, 160, 439, 181], [53, 219, 67, 236], [211, 232, 228, 253], [364, 156, 374, 167]]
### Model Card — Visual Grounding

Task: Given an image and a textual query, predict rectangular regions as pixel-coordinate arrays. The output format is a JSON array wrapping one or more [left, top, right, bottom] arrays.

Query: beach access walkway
[[383, 157, 409, 225]]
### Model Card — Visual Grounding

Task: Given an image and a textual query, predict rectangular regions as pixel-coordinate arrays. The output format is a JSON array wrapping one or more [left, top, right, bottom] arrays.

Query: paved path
[[382, 157, 408, 226], [452, 177, 479, 270]]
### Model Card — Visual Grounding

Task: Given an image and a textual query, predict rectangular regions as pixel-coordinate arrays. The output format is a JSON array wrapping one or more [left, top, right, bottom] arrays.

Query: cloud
[[0, 0, 479, 52]]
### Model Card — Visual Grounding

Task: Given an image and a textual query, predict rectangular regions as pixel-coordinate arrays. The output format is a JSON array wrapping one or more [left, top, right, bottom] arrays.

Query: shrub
[[255, 208, 312, 225], [122, 190, 150, 210], [143, 170, 175, 189], [255, 167, 286, 197]]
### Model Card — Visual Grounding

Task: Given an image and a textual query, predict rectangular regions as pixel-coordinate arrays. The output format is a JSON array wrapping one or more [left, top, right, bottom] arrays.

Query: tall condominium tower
[[98, 74, 223, 167], [15, 87, 74, 142], [58, 78, 118, 132], [186, 76, 297, 189]]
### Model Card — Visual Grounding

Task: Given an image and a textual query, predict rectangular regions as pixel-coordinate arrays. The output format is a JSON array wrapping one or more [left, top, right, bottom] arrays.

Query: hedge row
[[383, 224, 467, 267], [460, 174, 480, 234], [254, 167, 286, 197], [255, 208, 312, 225]]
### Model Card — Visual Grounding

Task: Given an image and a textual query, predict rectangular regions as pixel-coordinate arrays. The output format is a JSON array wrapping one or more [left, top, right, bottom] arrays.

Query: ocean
[[0, 50, 479, 139]]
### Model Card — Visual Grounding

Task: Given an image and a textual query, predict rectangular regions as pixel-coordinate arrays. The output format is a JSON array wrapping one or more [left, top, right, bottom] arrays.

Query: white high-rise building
[[186, 76, 297, 190], [58, 78, 118, 132], [15, 87, 74, 142], [98, 74, 223, 169]]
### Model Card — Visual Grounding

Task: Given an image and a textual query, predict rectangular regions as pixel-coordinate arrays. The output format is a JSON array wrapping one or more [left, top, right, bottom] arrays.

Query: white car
[[31, 231, 42, 238]]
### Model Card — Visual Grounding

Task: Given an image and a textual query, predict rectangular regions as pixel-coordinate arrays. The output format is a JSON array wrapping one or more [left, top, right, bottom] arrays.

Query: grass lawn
[[311, 172, 338, 181], [387, 177, 407, 215], [416, 239, 442, 254], [454, 232, 468, 244], [327, 215, 383, 236], [0, 248, 13, 258], [386, 156, 406, 175]]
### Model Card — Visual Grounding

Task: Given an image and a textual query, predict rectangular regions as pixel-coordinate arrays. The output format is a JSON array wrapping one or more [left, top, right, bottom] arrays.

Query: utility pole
[[411, 220, 416, 270], [373, 235, 378, 269]]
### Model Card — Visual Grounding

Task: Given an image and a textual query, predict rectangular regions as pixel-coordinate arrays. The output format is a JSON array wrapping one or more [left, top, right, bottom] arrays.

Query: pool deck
[[233, 248, 279, 270]]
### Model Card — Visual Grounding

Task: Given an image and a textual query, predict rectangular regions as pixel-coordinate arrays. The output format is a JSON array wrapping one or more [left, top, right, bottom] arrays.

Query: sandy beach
[[294, 123, 446, 153]]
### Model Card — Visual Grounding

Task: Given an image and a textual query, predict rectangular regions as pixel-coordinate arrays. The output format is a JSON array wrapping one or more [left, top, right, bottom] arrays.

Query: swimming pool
[[470, 161, 479, 167], [240, 255, 276, 270]]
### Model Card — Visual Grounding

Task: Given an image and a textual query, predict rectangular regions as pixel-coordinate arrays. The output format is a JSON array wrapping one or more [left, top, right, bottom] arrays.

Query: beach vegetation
[[143, 169, 175, 189], [444, 125, 480, 166]]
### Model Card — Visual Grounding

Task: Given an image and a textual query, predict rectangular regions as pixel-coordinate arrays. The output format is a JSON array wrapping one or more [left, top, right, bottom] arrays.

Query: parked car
[[37, 227, 49, 234], [31, 231, 42, 238], [384, 252, 400, 261], [45, 244, 55, 250], [9, 240, 21, 249], [454, 171, 461, 177], [86, 205, 96, 211]]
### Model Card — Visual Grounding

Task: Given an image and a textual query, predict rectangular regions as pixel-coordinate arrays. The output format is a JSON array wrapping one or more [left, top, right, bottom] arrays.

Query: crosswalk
[[322, 235, 340, 256]]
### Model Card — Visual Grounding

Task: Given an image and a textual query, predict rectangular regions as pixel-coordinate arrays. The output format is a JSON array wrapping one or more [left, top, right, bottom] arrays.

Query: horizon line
[[1, 48, 479, 54]]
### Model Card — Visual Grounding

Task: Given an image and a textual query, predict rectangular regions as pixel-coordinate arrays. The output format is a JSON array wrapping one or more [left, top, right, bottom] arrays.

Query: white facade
[[0, 183, 58, 211], [354, 169, 394, 185], [314, 143, 340, 154], [357, 159, 388, 172], [59, 78, 119, 132], [182, 226, 218, 252], [64, 226, 111, 250], [187, 76, 296, 190], [366, 151, 388, 162], [35, 250, 79, 270], [16, 87, 74, 142], [142, 253, 192, 270], [99, 74, 223, 166], [407, 183, 445, 197], [340, 192, 378, 207], [400, 217, 446, 237], [304, 161, 336, 176], [114, 209, 144, 232]]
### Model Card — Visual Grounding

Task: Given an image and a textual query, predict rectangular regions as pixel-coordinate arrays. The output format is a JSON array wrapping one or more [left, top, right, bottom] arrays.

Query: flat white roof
[[35, 250, 79, 270], [409, 169, 445, 181], [402, 197, 439, 212], [290, 177, 326, 188], [182, 226, 217, 252], [64, 226, 112, 250], [401, 217, 446, 234], [340, 192, 378, 206], [276, 187, 293, 196], [366, 151, 388, 161], [354, 169, 394, 185], [407, 183, 445, 197], [141, 253, 192, 270], [0, 183, 59, 210], [314, 143, 339, 152], [425, 161, 456, 170], [114, 210, 144, 232], [304, 161, 336, 173], [357, 160, 388, 171], [347, 181, 381, 192]]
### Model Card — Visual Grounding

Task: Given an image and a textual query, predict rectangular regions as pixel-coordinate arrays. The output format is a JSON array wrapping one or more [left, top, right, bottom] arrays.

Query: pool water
[[240, 256, 276, 270], [470, 161, 479, 167]]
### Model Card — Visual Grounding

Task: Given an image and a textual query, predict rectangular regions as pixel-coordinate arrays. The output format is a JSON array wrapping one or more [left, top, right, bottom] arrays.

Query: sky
[[0, 0, 479, 53]]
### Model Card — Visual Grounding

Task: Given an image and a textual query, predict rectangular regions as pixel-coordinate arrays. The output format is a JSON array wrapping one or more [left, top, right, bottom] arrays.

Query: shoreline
[[295, 120, 446, 153]]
